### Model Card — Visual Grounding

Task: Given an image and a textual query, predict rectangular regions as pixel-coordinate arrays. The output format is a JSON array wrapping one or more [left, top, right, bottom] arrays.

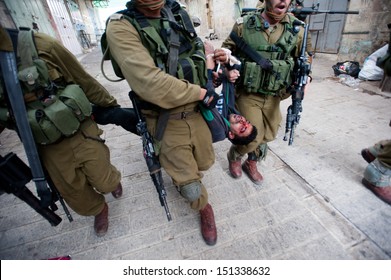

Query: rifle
[[0, 35, 52, 208], [241, 1, 359, 19], [283, 21, 311, 145], [128, 91, 172, 221], [0, 152, 62, 226], [0, 28, 73, 223], [291, 1, 359, 21], [46, 172, 73, 222]]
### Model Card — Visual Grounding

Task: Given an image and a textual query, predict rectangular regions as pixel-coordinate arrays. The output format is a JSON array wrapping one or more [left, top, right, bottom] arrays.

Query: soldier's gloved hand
[[207, 69, 214, 81], [91, 105, 139, 135], [213, 71, 223, 88], [202, 88, 219, 109], [201, 70, 219, 108]]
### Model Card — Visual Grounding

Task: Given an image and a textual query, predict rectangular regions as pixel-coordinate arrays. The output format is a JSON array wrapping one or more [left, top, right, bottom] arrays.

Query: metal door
[[303, 0, 348, 53], [46, 0, 82, 56], [4, 0, 56, 37]]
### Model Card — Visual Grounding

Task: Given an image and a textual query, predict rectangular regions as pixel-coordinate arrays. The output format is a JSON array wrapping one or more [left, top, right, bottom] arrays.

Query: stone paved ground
[[0, 46, 390, 260]]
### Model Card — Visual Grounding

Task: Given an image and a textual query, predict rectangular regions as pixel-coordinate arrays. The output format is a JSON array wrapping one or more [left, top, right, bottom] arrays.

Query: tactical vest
[[0, 29, 92, 145], [240, 11, 300, 94], [101, 0, 207, 87]]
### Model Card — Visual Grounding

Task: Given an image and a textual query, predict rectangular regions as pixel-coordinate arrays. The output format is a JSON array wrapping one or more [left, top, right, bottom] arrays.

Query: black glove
[[202, 88, 219, 109], [207, 69, 214, 80], [91, 105, 139, 135], [202, 70, 219, 109], [210, 67, 223, 88]]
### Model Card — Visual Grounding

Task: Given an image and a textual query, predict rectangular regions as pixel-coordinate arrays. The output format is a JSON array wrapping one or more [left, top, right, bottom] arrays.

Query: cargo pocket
[[59, 84, 92, 121], [243, 62, 262, 93], [28, 108, 62, 145]]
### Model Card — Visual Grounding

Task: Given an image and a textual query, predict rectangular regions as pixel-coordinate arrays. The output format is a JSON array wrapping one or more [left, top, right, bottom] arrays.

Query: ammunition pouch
[[239, 12, 299, 95], [177, 53, 207, 85], [243, 58, 295, 94], [27, 84, 92, 145]]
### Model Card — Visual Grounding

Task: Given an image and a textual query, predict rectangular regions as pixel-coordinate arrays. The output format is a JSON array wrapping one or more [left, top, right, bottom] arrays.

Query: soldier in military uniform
[[214, 0, 312, 184], [0, 27, 123, 237], [105, 0, 219, 245], [361, 133, 391, 205]]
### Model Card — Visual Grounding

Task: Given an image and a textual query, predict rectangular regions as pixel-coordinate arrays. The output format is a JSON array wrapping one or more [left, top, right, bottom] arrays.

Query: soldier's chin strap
[[0, 28, 52, 207]]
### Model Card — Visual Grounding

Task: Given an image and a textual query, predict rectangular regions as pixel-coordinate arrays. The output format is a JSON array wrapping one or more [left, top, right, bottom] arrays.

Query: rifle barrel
[[293, 8, 359, 15], [310, 10, 359, 14]]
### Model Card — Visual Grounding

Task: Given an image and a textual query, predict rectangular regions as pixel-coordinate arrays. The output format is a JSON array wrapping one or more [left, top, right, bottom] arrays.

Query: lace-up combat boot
[[94, 203, 108, 237], [227, 147, 242, 178], [242, 152, 263, 185], [199, 203, 217, 245]]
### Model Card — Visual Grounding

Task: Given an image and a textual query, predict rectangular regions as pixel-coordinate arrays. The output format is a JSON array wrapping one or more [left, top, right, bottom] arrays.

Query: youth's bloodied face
[[228, 114, 253, 138]]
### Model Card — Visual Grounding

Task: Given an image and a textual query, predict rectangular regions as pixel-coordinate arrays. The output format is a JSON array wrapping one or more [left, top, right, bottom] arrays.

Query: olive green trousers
[[232, 92, 282, 159], [38, 118, 121, 216], [159, 113, 215, 210]]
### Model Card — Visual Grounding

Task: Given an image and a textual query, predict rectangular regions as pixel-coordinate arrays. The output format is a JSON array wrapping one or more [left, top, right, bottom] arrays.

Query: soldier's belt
[[168, 110, 199, 120]]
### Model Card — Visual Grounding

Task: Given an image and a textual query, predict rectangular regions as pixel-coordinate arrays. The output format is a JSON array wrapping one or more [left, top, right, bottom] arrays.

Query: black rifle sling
[[154, 6, 180, 141], [0, 29, 52, 207], [229, 31, 272, 71]]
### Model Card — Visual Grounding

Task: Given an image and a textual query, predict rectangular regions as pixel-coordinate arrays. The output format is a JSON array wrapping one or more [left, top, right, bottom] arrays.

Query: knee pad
[[179, 181, 202, 202], [364, 159, 391, 187], [258, 143, 268, 160]]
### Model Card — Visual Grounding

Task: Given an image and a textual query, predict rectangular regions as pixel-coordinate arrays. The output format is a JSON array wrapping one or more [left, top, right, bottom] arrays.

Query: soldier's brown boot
[[111, 182, 123, 199], [199, 203, 217, 246], [227, 147, 242, 178], [242, 159, 263, 185], [228, 158, 242, 178], [94, 203, 108, 237], [227, 151, 242, 178]]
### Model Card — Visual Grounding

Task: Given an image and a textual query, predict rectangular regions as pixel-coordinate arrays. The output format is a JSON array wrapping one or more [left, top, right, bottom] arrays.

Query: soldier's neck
[[136, 7, 162, 18]]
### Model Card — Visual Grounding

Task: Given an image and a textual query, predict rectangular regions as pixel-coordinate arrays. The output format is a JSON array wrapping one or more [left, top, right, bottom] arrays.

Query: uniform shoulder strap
[[17, 29, 38, 69], [16, 29, 51, 88]]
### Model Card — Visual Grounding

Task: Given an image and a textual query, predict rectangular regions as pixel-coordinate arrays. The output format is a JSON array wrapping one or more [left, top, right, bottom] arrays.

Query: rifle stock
[[128, 91, 172, 221]]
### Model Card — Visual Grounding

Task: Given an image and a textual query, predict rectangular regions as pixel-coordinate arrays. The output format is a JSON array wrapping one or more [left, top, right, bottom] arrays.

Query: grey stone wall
[[339, 0, 391, 63]]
